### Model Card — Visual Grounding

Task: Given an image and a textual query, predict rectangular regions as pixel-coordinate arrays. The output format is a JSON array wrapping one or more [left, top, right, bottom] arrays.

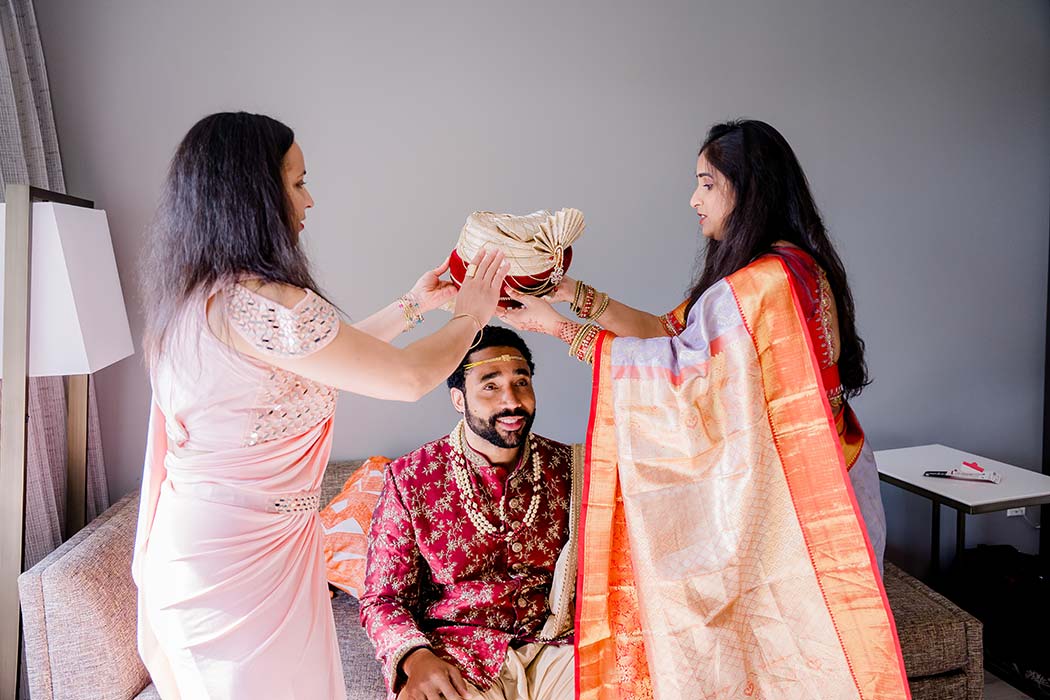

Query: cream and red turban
[[449, 208, 585, 307]]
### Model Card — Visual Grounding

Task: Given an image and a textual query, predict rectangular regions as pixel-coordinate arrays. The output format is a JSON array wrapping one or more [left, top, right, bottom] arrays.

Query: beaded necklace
[[448, 419, 541, 539]]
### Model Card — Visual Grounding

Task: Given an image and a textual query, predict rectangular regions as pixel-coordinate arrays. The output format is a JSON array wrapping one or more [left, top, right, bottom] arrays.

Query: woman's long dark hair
[[686, 119, 869, 397], [141, 112, 324, 367]]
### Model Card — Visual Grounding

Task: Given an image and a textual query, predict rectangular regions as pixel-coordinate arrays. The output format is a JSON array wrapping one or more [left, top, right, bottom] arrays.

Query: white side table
[[874, 443, 1050, 573]]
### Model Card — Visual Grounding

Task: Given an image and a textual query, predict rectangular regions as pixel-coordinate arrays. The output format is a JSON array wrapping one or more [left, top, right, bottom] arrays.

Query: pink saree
[[132, 285, 346, 699], [575, 257, 909, 699]]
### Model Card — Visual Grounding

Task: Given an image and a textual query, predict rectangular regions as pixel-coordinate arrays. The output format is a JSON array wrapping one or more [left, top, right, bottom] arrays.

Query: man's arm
[[360, 465, 472, 699], [359, 466, 434, 689]]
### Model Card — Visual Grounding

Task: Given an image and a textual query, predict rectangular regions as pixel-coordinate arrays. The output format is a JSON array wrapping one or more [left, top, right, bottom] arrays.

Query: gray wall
[[36, 0, 1050, 575]]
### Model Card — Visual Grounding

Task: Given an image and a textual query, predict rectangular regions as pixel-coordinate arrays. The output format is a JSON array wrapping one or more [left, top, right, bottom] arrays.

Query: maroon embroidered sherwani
[[360, 433, 573, 692]]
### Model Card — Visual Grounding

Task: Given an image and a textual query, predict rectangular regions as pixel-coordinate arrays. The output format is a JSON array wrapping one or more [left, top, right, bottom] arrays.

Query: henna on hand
[[517, 319, 552, 335], [555, 321, 582, 346]]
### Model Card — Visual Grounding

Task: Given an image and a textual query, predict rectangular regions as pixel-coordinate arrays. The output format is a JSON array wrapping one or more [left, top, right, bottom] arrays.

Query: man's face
[[453, 346, 536, 449]]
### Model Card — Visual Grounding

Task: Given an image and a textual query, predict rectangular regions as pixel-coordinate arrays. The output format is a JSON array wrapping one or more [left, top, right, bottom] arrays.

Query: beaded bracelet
[[659, 311, 685, 337], [397, 293, 423, 332], [579, 286, 597, 318]]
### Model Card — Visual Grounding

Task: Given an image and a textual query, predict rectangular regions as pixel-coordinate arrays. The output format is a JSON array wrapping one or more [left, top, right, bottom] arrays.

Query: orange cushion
[[320, 456, 390, 598]]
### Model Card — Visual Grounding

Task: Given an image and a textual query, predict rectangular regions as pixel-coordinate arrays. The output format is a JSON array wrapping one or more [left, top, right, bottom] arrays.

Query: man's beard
[[463, 400, 535, 449]]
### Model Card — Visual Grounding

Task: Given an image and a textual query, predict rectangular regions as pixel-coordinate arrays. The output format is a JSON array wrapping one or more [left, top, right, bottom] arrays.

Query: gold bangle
[[567, 324, 584, 356], [584, 326, 600, 363], [451, 313, 482, 332], [452, 313, 483, 350], [571, 280, 587, 315], [569, 323, 594, 359], [568, 323, 600, 364], [591, 293, 611, 322]]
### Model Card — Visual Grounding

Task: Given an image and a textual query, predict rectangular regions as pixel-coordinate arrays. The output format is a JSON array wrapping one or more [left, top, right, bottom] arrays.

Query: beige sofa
[[18, 460, 385, 700], [883, 562, 983, 699], [19, 458, 983, 700]]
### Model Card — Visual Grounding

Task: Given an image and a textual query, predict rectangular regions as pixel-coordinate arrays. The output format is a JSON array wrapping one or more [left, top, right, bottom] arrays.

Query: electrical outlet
[[1006, 507, 1026, 517]]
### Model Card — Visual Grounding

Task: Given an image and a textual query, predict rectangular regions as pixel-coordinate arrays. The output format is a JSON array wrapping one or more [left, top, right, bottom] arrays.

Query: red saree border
[[578, 332, 650, 699], [729, 258, 910, 699], [576, 329, 614, 700]]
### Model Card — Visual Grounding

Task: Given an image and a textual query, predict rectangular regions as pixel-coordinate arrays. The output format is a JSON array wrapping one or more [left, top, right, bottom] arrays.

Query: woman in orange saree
[[134, 112, 508, 699], [501, 120, 909, 699]]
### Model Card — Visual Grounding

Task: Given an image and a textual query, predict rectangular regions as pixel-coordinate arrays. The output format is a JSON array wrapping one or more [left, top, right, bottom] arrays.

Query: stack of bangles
[[569, 323, 601, 364], [570, 280, 610, 322], [397, 293, 423, 332]]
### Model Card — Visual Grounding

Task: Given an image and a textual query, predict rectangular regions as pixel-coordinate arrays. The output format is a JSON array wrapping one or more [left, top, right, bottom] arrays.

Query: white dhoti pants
[[465, 643, 574, 700]]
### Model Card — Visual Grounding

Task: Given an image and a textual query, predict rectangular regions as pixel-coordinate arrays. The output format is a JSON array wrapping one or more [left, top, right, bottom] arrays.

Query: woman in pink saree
[[502, 120, 909, 698], [134, 112, 508, 699]]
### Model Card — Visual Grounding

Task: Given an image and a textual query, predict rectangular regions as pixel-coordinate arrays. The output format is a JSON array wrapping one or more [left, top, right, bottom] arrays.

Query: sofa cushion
[[907, 670, 968, 700], [322, 457, 390, 598], [884, 562, 975, 678], [321, 459, 369, 508], [18, 492, 151, 700]]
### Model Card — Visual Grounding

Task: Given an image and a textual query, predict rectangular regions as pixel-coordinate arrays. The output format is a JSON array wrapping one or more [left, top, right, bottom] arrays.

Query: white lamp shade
[[0, 202, 134, 377]]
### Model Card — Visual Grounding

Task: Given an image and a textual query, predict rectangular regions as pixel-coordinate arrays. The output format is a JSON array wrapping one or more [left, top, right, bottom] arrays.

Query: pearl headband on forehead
[[462, 354, 527, 371]]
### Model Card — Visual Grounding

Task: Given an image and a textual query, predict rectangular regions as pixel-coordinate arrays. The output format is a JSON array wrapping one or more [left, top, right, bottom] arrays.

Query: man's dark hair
[[446, 325, 535, 392]]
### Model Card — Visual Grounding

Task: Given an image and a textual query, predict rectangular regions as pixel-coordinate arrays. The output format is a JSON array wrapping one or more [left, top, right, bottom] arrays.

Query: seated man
[[361, 326, 577, 700]]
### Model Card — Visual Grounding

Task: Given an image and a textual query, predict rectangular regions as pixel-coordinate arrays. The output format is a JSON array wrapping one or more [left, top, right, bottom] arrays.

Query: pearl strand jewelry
[[448, 419, 542, 539]]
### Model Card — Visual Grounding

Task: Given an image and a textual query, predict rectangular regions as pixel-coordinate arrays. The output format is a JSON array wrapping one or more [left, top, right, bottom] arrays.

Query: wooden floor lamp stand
[[1, 184, 95, 699]]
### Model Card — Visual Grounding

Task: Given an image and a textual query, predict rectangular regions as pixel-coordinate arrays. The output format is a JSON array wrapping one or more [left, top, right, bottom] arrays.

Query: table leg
[[956, 510, 966, 563], [931, 501, 941, 576]]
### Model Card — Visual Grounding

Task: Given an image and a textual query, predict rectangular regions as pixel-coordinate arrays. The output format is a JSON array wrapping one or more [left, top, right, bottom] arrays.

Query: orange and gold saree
[[575, 256, 909, 699]]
